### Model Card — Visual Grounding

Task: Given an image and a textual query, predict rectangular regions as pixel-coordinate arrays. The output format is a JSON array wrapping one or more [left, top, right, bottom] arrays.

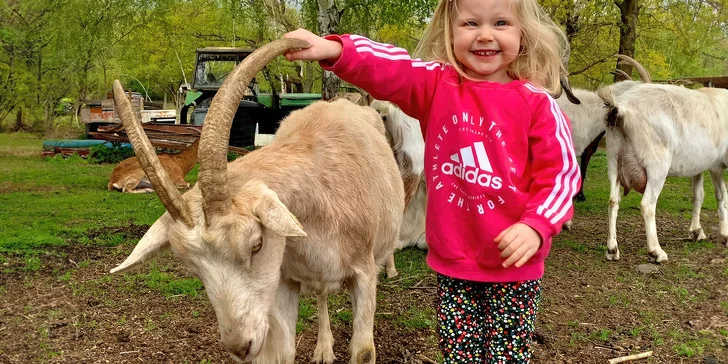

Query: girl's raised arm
[[284, 29, 442, 123]]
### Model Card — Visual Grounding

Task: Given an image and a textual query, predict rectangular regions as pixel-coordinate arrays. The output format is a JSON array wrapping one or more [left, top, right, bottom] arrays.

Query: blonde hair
[[414, 0, 568, 94]]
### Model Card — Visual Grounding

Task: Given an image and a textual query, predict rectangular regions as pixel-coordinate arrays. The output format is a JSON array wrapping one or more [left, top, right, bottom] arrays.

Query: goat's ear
[[255, 189, 307, 238], [110, 213, 172, 274]]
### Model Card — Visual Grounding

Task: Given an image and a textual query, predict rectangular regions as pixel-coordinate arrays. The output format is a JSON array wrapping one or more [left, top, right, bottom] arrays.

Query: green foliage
[[2, 0, 727, 129], [227, 151, 240, 162], [87, 142, 135, 164]]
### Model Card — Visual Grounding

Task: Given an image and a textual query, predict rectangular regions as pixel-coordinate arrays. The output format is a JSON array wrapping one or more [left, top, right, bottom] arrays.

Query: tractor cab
[[181, 47, 321, 148]]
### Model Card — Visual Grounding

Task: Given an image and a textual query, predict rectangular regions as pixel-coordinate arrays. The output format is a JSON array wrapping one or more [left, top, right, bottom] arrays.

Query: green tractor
[[180, 46, 321, 148]]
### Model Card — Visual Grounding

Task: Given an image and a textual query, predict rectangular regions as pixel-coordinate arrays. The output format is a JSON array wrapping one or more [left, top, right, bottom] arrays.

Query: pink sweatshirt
[[321, 34, 580, 282]]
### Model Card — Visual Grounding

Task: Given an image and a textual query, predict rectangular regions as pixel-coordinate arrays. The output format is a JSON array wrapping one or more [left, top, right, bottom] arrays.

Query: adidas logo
[[441, 142, 503, 190]]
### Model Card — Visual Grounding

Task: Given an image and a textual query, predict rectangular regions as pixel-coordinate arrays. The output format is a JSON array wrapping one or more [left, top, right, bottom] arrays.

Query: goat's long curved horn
[[112, 80, 194, 227], [560, 75, 581, 104], [557, 43, 581, 104], [610, 69, 633, 81], [614, 54, 652, 83], [198, 38, 310, 220]]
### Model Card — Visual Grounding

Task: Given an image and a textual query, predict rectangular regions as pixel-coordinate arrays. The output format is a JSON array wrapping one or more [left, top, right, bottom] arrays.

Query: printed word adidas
[[441, 142, 503, 190]]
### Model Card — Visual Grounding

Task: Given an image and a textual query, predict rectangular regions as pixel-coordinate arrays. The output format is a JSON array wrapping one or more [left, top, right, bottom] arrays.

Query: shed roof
[[659, 76, 728, 89]]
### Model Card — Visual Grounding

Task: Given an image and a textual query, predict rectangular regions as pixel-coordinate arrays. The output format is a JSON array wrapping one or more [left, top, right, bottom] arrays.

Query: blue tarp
[[42, 139, 132, 149]]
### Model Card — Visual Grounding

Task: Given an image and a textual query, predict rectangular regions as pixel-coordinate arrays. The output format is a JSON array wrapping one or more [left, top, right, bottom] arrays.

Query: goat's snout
[[224, 338, 254, 362]]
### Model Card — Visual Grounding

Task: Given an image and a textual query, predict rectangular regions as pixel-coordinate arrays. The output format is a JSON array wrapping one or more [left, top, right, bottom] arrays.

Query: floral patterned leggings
[[436, 274, 542, 363]]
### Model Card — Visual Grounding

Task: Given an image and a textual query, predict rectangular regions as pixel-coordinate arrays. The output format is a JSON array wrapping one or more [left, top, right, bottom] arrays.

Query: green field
[[1, 132, 727, 363]]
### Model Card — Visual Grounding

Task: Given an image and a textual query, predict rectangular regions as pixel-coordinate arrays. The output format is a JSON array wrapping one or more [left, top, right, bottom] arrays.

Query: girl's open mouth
[[472, 50, 500, 57]]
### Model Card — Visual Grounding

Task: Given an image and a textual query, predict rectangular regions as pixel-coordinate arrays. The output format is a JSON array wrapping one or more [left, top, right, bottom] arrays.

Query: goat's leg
[[346, 261, 377, 364], [385, 254, 398, 278], [606, 135, 622, 261], [689, 173, 707, 241], [415, 231, 428, 250], [573, 152, 589, 202], [574, 131, 605, 202], [709, 169, 728, 246], [641, 175, 668, 263], [312, 293, 336, 364]]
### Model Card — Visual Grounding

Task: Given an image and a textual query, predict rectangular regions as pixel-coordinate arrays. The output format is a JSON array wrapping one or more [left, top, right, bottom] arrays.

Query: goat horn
[[557, 42, 581, 104], [112, 80, 194, 227], [614, 54, 652, 83], [559, 75, 581, 105], [198, 38, 310, 221], [610, 69, 633, 81]]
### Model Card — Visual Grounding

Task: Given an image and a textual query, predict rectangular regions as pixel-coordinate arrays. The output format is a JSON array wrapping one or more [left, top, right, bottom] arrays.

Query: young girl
[[284, 0, 580, 361]]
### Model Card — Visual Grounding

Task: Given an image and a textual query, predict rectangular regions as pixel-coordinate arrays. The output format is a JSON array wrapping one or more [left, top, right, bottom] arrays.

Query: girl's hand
[[282, 28, 342, 63], [494, 223, 542, 268]]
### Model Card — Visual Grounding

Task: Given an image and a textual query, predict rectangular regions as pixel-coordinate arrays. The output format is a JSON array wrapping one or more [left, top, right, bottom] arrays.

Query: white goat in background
[[598, 80, 728, 263], [555, 55, 651, 204], [370, 100, 428, 251], [109, 39, 404, 364]]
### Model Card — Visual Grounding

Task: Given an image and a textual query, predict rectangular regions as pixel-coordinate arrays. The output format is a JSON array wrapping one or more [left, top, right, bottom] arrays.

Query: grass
[[0, 133, 198, 256], [398, 306, 435, 330], [2, 132, 728, 361], [0, 132, 43, 157], [122, 263, 205, 299]]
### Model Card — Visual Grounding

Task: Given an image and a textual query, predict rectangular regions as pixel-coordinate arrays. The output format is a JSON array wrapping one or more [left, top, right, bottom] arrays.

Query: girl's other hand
[[282, 28, 343, 63], [494, 223, 542, 268]]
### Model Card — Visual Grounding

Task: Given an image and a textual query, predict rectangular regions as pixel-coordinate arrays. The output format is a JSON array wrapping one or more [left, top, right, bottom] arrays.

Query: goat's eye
[[252, 241, 262, 254]]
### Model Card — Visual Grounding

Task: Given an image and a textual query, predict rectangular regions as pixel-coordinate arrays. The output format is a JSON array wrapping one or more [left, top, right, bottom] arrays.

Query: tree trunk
[[11, 109, 26, 132], [615, 0, 639, 82], [317, 0, 341, 100], [564, 2, 580, 41], [302, 61, 315, 93], [44, 103, 54, 133]]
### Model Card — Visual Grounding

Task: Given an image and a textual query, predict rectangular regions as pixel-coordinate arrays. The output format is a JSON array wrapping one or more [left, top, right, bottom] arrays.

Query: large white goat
[[555, 55, 651, 203], [108, 39, 404, 364], [597, 80, 728, 262], [370, 100, 428, 250]]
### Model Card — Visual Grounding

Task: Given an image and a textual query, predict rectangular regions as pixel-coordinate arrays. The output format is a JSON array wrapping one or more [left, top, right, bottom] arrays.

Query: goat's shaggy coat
[[109, 39, 403, 364], [370, 100, 428, 251], [598, 82, 728, 262]]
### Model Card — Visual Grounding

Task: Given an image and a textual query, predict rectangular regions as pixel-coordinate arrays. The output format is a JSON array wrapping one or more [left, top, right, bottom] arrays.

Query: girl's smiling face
[[451, 0, 522, 83]]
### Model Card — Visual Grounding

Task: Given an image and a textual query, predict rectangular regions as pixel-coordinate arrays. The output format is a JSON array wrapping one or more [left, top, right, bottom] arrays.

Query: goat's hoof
[[312, 346, 335, 364], [606, 248, 620, 261], [355, 349, 374, 364], [385, 269, 398, 279], [690, 228, 706, 241], [562, 220, 573, 231], [575, 193, 586, 202], [649, 249, 668, 263]]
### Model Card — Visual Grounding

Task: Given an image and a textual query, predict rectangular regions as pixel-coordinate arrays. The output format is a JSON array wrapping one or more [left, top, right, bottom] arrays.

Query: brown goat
[[107, 138, 199, 193], [109, 39, 403, 364]]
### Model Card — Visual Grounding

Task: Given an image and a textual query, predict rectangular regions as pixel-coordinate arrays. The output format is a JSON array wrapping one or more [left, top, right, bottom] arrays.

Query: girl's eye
[[465, 21, 478, 26], [495, 20, 508, 26]]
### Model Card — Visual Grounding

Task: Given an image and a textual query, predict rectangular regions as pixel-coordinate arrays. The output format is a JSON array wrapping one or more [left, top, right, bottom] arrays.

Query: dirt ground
[[2, 214, 728, 363]]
